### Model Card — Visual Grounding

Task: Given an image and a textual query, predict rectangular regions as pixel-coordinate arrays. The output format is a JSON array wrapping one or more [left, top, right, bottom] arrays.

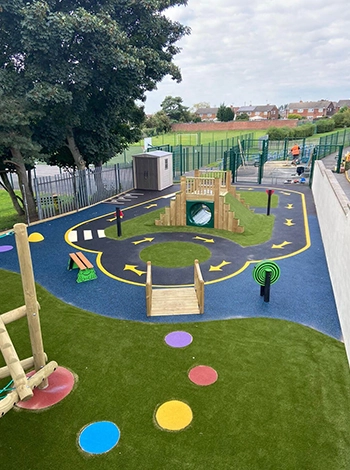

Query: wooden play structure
[[146, 260, 204, 316], [155, 170, 246, 232], [68, 251, 97, 283], [0, 224, 58, 418]]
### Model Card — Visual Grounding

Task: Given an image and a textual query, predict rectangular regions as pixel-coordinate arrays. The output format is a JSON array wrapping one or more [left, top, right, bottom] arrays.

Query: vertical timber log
[[14, 224, 47, 388]]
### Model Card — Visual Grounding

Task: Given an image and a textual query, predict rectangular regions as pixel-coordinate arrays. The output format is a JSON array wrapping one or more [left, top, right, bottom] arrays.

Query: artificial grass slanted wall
[[105, 191, 277, 247], [1, 268, 350, 470]]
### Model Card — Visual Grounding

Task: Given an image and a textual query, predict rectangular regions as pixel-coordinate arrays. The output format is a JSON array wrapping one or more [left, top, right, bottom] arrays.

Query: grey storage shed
[[132, 150, 173, 191]]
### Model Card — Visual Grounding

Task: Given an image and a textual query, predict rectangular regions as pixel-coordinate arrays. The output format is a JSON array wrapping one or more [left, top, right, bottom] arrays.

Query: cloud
[[144, 0, 350, 112]]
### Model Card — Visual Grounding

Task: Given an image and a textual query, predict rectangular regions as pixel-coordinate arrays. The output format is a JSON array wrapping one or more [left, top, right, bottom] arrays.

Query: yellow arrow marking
[[239, 187, 254, 191], [123, 265, 147, 276], [193, 236, 215, 243], [284, 219, 295, 226], [271, 241, 292, 249], [132, 237, 154, 245], [281, 191, 291, 196], [107, 217, 116, 222], [209, 260, 231, 271], [145, 204, 158, 209], [285, 204, 294, 209]]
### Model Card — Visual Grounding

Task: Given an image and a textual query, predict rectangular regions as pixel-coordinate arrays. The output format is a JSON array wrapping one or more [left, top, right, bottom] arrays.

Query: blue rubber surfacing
[[0, 186, 342, 341]]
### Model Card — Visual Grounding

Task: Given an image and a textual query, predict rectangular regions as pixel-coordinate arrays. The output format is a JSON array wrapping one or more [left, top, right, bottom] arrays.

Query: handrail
[[146, 261, 152, 316], [194, 259, 204, 314]]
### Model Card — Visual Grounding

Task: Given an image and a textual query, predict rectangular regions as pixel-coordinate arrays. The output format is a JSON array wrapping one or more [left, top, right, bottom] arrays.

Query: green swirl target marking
[[253, 260, 280, 286]]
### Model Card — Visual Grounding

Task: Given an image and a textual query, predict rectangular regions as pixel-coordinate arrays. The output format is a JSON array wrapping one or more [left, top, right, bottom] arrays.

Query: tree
[[236, 113, 249, 121], [0, 0, 190, 214], [216, 104, 234, 122], [333, 108, 350, 128], [161, 96, 191, 122], [144, 111, 172, 135]]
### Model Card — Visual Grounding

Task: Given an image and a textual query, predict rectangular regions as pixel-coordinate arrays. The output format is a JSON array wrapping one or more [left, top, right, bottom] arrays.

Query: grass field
[[0, 190, 26, 232]]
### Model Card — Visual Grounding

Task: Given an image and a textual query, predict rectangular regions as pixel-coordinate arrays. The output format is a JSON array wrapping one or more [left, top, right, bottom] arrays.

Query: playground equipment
[[0, 223, 58, 418], [146, 260, 204, 316], [253, 260, 281, 302], [68, 252, 97, 283], [155, 170, 246, 233]]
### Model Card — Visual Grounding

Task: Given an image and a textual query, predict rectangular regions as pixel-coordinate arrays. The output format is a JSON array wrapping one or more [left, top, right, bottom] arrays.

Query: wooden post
[[14, 224, 47, 388]]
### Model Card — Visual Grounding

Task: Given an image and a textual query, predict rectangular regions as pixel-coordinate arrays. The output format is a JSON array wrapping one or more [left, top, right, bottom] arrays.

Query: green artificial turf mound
[[1, 269, 350, 469], [105, 191, 275, 247]]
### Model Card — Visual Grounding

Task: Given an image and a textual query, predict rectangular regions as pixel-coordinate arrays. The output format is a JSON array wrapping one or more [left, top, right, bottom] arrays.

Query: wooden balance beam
[[68, 252, 97, 283], [146, 260, 204, 317]]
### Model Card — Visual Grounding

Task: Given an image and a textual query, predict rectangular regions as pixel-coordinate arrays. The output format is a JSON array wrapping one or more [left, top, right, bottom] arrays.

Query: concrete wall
[[172, 120, 298, 133], [312, 161, 350, 363]]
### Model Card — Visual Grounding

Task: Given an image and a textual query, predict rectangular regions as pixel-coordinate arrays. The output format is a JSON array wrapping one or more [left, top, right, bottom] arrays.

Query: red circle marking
[[16, 366, 75, 410], [188, 365, 218, 386]]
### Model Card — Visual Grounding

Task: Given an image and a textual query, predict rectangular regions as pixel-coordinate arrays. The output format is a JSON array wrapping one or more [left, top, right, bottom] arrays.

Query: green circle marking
[[253, 260, 281, 286], [140, 242, 211, 268]]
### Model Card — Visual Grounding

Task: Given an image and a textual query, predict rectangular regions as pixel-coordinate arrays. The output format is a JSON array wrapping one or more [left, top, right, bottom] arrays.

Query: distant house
[[286, 100, 335, 120], [335, 100, 350, 113], [195, 107, 218, 121], [235, 105, 278, 120]]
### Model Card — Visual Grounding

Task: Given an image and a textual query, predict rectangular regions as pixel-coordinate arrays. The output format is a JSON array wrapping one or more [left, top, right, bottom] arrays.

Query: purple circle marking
[[0, 245, 13, 253], [165, 331, 193, 348]]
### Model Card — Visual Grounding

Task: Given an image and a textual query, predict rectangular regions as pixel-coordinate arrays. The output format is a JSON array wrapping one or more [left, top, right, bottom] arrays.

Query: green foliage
[[236, 113, 249, 121], [216, 104, 234, 122], [288, 113, 303, 120], [267, 126, 294, 140], [332, 108, 350, 128], [143, 111, 172, 136], [160, 96, 192, 122], [314, 119, 335, 133], [267, 124, 314, 141], [0, 0, 190, 170]]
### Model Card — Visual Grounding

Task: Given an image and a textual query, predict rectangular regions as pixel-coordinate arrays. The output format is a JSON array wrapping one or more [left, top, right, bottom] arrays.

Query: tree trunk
[[10, 148, 38, 222], [93, 161, 105, 196], [66, 129, 86, 170], [0, 171, 25, 215]]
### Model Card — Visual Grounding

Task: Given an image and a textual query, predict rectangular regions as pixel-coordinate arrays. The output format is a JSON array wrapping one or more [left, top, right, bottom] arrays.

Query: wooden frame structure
[[155, 170, 246, 233], [0, 224, 57, 418], [146, 260, 204, 316]]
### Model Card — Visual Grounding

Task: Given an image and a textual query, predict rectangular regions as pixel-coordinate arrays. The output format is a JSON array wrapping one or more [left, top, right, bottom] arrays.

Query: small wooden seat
[[68, 252, 97, 283]]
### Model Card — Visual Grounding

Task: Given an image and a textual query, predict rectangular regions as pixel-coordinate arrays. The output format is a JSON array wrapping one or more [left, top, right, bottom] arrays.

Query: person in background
[[290, 143, 301, 165]]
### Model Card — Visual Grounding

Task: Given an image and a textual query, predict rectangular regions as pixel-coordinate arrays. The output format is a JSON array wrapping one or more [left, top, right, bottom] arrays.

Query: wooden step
[[150, 288, 200, 316]]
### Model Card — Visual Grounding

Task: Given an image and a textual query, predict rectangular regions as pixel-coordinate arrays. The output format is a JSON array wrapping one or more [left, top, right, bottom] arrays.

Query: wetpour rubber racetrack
[[65, 187, 308, 286], [0, 184, 342, 341]]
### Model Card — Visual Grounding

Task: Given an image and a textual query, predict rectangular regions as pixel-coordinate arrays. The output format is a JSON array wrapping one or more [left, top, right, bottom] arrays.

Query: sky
[[144, 0, 350, 114]]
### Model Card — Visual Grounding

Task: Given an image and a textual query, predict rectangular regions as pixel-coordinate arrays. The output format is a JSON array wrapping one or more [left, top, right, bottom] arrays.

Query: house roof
[[288, 100, 332, 109], [254, 105, 277, 112], [195, 107, 218, 114], [337, 100, 350, 108], [237, 106, 255, 113]]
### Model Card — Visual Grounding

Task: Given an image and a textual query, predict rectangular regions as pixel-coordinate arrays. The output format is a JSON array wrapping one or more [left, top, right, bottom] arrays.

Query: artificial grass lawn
[[105, 191, 276, 247], [139, 242, 211, 267], [1, 269, 350, 469]]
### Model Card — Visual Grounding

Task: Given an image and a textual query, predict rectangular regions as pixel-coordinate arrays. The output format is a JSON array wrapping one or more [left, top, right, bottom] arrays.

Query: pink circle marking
[[16, 366, 75, 410], [188, 365, 218, 386]]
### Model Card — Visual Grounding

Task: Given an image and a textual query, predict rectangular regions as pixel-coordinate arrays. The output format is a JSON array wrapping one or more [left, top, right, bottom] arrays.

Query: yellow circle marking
[[155, 400, 193, 431]]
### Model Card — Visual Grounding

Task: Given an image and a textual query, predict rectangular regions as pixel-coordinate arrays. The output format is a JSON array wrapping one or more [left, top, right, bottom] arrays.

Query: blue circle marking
[[79, 421, 120, 454]]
